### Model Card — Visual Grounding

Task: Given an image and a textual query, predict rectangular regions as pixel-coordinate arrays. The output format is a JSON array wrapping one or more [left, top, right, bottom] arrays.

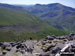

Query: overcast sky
[[0, 0, 75, 8]]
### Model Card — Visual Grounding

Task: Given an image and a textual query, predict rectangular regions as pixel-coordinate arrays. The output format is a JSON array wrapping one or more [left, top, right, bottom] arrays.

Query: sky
[[0, 0, 75, 8]]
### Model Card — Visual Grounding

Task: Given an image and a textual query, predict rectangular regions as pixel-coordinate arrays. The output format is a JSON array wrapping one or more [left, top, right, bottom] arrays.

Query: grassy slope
[[24, 3, 75, 32], [0, 7, 69, 42], [0, 7, 41, 25]]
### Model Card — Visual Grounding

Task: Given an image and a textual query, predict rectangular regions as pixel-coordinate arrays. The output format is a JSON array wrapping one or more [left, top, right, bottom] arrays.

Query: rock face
[[0, 34, 75, 56]]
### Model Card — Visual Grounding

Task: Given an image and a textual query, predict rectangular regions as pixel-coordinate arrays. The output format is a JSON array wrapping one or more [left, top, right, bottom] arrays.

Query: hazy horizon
[[0, 0, 75, 8]]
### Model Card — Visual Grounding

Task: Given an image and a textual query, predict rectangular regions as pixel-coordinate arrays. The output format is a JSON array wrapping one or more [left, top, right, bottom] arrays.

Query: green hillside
[[0, 7, 40, 25], [24, 3, 75, 32], [0, 5, 69, 42]]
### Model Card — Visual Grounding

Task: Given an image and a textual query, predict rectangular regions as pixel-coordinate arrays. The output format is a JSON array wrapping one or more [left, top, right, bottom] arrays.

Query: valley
[[0, 2, 75, 56]]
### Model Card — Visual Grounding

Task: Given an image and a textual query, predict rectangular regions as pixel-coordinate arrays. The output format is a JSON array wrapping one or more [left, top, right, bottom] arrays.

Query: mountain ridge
[[23, 3, 75, 32], [0, 3, 69, 41]]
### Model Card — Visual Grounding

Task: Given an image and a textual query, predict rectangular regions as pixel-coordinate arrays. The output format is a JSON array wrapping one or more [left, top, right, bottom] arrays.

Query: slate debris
[[0, 34, 75, 56]]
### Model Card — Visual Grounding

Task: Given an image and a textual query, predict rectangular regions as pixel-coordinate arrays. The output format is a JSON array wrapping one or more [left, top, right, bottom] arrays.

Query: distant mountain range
[[0, 3, 68, 41], [23, 3, 75, 32]]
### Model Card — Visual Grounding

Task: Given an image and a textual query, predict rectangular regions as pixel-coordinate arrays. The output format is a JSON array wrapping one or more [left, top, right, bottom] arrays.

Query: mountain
[[23, 3, 75, 32], [0, 3, 68, 41], [0, 3, 25, 10]]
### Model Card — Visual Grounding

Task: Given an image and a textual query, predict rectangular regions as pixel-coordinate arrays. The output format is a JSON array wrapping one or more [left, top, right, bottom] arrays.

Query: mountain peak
[[48, 3, 61, 5], [35, 4, 42, 6], [35, 3, 63, 7], [47, 3, 63, 7]]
